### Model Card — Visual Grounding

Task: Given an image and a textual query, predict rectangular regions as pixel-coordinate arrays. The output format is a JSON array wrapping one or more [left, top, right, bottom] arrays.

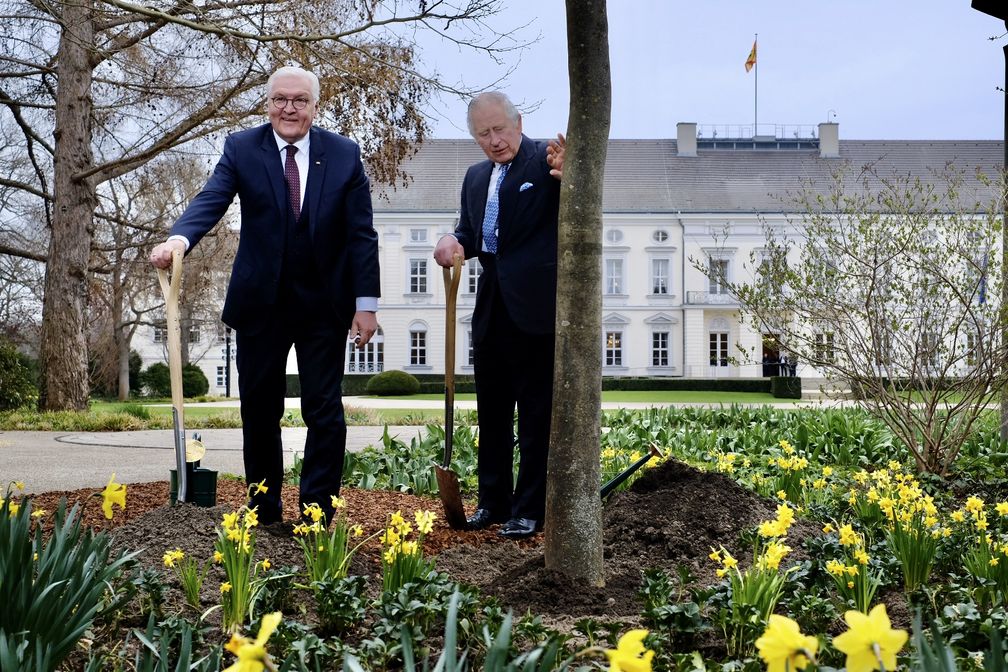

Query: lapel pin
[[315, 161, 321, 165]]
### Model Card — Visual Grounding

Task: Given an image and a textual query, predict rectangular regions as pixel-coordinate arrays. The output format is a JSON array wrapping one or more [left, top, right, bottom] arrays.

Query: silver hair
[[267, 66, 320, 102], [466, 91, 520, 136]]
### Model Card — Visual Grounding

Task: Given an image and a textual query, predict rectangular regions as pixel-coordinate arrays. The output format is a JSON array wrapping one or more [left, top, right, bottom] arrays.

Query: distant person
[[433, 91, 565, 539], [149, 66, 380, 527]]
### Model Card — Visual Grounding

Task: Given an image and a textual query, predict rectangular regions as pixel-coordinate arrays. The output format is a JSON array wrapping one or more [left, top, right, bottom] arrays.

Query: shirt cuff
[[167, 234, 190, 251], [356, 297, 378, 312]]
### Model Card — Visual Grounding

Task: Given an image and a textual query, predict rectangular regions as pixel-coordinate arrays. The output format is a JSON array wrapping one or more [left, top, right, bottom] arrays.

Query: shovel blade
[[434, 464, 468, 530]]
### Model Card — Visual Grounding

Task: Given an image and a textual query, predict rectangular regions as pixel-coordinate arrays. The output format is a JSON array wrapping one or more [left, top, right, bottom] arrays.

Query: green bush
[[128, 350, 143, 395], [182, 363, 209, 397], [365, 370, 421, 396], [142, 362, 171, 397], [771, 376, 802, 399], [0, 340, 37, 411]]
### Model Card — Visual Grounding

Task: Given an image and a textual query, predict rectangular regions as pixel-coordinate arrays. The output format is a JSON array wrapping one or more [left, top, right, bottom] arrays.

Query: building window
[[347, 328, 384, 373], [605, 258, 623, 295], [709, 332, 729, 367], [709, 257, 729, 295], [652, 229, 669, 243], [652, 332, 669, 367], [410, 329, 427, 366], [604, 331, 623, 367], [409, 228, 427, 243], [966, 331, 980, 367], [467, 329, 474, 366], [188, 325, 201, 344], [651, 259, 669, 295], [605, 229, 623, 243], [467, 261, 481, 294], [920, 331, 940, 369], [153, 321, 167, 343], [216, 366, 225, 387], [814, 332, 835, 364], [409, 259, 427, 294]]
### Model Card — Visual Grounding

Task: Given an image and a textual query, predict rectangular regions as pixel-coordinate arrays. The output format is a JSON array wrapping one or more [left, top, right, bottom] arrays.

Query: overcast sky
[[412, 1, 1007, 140]]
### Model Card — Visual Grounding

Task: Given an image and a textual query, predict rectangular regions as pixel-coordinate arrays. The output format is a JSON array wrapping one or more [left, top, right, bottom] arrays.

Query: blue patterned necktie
[[482, 163, 509, 253]]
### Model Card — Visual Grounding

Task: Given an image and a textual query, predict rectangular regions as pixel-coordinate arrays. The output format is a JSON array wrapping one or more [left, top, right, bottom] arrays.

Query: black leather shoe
[[466, 508, 508, 530], [498, 517, 541, 539]]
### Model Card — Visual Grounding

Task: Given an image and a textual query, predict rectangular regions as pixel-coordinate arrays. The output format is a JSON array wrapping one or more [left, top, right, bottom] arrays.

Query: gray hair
[[267, 66, 320, 102], [466, 91, 520, 136]]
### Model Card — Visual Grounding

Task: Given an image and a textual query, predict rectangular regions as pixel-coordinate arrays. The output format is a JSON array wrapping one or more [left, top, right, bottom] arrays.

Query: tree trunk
[[544, 0, 611, 586], [113, 259, 130, 401], [39, 1, 96, 411]]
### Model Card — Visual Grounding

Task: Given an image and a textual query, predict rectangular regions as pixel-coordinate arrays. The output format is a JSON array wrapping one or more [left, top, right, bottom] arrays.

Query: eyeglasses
[[270, 96, 311, 110]]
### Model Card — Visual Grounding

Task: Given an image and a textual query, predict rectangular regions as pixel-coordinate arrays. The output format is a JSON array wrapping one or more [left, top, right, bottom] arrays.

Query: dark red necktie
[[284, 145, 300, 217]]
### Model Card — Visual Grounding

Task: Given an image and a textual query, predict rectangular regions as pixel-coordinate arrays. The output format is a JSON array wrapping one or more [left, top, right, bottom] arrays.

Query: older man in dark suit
[[150, 66, 380, 526], [433, 91, 565, 539]]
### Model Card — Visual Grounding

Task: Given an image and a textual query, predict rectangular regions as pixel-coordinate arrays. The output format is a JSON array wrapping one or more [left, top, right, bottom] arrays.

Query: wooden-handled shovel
[[157, 248, 189, 504], [434, 254, 468, 529]]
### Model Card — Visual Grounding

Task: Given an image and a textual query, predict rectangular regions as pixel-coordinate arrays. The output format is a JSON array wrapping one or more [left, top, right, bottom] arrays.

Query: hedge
[[770, 376, 803, 399], [285, 373, 774, 397]]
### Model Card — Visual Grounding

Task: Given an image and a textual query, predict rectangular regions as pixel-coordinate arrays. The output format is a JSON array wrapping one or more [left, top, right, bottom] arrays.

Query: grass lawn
[[70, 390, 801, 430]]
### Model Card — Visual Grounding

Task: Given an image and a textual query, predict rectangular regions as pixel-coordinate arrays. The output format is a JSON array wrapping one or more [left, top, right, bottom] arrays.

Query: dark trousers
[[473, 285, 555, 521], [235, 303, 347, 524]]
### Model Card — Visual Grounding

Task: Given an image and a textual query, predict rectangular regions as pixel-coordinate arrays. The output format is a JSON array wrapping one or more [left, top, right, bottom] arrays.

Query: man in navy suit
[[433, 91, 565, 539], [150, 66, 380, 526]]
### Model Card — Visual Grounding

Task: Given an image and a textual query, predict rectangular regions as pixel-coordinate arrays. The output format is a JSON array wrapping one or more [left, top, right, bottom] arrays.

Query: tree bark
[[544, 0, 611, 586], [39, 0, 97, 410]]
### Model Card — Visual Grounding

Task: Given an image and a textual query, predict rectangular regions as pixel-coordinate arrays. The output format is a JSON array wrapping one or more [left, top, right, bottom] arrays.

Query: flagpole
[[753, 33, 758, 136]]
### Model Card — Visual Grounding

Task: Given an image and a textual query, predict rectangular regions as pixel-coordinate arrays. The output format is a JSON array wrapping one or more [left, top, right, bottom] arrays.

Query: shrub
[[365, 370, 421, 396], [182, 363, 209, 397], [142, 362, 171, 397], [0, 339, 37, 411], [771, 376, 802, 399], [128, 350, 143, 395]]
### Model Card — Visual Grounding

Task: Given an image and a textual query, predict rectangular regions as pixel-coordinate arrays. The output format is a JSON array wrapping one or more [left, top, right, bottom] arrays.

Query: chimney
[[677, 122, 697, 157], [818, 122, 839, 158]]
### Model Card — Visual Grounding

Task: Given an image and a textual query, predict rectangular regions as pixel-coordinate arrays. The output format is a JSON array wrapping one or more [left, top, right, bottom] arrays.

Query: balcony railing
[[686, 291, 737, 305]]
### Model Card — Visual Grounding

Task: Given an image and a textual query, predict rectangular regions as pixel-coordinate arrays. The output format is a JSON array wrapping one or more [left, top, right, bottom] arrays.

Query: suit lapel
[[472, 160, 493, 247], [305, 127, 326, 239], [495, 135, 535, 240], [259, 127, 287, 216]]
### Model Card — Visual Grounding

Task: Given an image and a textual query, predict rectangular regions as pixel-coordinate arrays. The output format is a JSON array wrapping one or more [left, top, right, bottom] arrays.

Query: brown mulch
[[24, 459, 823, 626]]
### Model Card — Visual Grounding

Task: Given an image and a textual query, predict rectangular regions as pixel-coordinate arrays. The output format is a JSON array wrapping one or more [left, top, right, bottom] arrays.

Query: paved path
[[1, 394, 837, 494], [0, 425, 426, 494]]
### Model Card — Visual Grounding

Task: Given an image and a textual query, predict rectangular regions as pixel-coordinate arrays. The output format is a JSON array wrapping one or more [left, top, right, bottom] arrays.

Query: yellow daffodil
[[163, 548, 184, 567], [213, 550, 224, 564], [995, 501, 1008, 516], [756, 614, 818, 672], [331, 495, 346, 509], [709, 549, 722, 562], [603, 629, 654, 672], [832, 603, 908, 672], [839, 524, 858, 547], [776, 490, 788, 500], [101, 474, 126, 519], [254, 480, 268, 494], [223, 611, 282, 672], [415, 509, 436, 534], [261, 558, 271, 570], [822, 523, 835, 534], [31, 509, 47, 518], [952, 509, 966, 523], [822, 466, 833, 477], [351, 524, 363, 537], [221, 582, 232, 593]]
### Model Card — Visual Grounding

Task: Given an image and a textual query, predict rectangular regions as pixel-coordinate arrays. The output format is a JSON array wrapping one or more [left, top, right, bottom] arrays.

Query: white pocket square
[[519, 182, 534, 192]]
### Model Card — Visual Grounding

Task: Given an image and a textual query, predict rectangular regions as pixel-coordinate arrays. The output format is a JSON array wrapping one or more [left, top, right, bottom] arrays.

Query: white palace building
[[135, 123, 1004, 394]]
